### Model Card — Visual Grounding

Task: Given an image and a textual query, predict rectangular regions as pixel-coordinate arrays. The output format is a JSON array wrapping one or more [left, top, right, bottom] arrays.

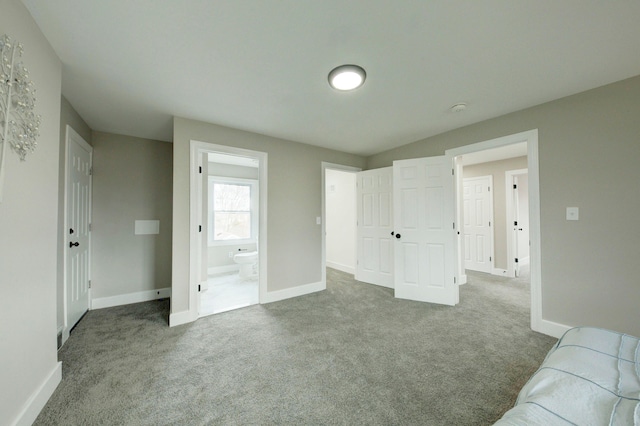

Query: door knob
[[69, 242, 79, 248], [395, 233, 401, 239]]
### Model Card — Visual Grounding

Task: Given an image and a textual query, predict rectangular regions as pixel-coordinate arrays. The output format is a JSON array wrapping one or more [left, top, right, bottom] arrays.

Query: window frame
[[208, 176, 259, 246]]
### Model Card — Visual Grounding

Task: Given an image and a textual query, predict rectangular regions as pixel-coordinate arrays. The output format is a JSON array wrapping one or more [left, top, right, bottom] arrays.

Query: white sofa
[[495, 327, 640, 425]]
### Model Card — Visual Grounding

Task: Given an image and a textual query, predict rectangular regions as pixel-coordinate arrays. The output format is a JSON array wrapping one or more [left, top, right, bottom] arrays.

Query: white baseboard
[[262, 280, 325, 304], [12, 361, 62, 426], [458, 274, 468, 285], [208, 264, 240, 275], [536, 318, 572, 339], [91, 287, 171, 310], [169, 309, 198, 327], [326, 261, 355, 275], [492, 268, 511, 277]]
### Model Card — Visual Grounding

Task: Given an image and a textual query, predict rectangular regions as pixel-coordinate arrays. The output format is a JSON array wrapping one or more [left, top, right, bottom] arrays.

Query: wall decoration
[[0, 34, 41, 202]]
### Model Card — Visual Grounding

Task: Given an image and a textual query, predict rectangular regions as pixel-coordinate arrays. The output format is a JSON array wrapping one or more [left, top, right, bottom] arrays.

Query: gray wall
[[463, 156, 528, 270], [172, 117, 366, 315], [57, 96, 93, 332], [0, 0, 63, 422], [91, 131, 173, 300], [367, 75, 640, 336]]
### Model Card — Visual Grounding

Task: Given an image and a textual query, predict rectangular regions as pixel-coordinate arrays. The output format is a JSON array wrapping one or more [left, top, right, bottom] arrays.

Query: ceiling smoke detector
[[450, 103, 467, 113]]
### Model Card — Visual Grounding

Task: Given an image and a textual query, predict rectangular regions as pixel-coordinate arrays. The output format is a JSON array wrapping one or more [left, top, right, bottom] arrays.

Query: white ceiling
[[23, 1, 640, 156]]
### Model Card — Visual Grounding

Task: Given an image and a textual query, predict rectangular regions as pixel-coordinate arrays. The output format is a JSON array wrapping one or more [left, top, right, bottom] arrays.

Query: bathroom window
[[208, 177, 258, 245]]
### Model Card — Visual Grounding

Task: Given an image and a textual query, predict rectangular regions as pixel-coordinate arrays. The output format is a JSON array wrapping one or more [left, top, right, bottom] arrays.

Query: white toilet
[[233, 251, 258, 279]]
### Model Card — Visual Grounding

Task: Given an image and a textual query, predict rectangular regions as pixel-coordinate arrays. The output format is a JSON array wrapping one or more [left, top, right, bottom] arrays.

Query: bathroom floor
[[199, 272, 259, 317]]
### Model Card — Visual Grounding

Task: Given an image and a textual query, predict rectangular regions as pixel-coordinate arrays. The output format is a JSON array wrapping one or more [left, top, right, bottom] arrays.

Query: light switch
[[566, 207, 579, 221]]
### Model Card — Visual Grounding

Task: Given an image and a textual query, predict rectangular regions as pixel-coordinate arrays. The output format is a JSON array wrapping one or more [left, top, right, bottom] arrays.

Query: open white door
[[463, 176, 493, 273], [66, 127, 92, 330], [393, 156, 457, 305], [355, 167, 394, 288]]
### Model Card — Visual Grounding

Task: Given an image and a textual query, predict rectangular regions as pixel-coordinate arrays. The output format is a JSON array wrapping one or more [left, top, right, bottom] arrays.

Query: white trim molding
[[92, 287, 171, 310], [169, 309, 198, 328], [538, 319, 572, 339], [326, 261, 355, 275], [262, 281, 325, 304], [12, 362, 61, 426]]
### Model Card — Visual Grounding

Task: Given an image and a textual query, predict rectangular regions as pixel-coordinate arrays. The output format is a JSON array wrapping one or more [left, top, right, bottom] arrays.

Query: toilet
[[233, 251, 258, 279]]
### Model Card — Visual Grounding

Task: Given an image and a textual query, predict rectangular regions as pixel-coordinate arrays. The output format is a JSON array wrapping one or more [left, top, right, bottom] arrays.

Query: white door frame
[[446, 129, 553, 336], [189, 141, 268, 320], [505, 169, 528, 278], [321, 162, 361, 287], [62, 125, 92, 346]]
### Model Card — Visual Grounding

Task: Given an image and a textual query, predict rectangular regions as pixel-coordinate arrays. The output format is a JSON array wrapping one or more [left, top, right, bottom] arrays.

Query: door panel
[[66, 129, 92, 331], [463, 176, 493, 273], [356, 167, 394, 288], [393, 156, 457, 305]]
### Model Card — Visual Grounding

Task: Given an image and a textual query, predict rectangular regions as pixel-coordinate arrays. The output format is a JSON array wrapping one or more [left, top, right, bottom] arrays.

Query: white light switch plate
[[566, 207, 579, 221]]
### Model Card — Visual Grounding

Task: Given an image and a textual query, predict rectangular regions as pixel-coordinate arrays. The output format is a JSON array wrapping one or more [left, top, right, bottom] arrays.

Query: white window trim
[[208, 176, 259, 247]]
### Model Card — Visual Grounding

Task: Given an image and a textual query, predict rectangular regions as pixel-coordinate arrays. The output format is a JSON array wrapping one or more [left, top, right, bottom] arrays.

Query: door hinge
[[452, 168, 455, 175], [488, 186, 490, 192], [513, 184, 517, 189], [489, 256, 492, 262], [88, 223, 92, 232], [89, 167, 93, 176], [454, 276, 456, 284], [489, 221, 491, 227], [514, 221, 518, 226], [198, 284, 201, 292], [198, 225, 202, 232], [88, 280, 91, 289], [515, 258, 519, 263]]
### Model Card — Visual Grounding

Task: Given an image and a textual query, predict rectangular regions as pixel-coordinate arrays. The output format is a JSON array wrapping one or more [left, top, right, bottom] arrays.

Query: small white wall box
[[135, 220, 160, 235], [566, 207, 579, 221]]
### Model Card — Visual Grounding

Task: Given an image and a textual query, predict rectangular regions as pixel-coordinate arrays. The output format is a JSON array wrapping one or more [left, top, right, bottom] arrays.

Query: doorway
[[190, 142, 267, 318], [447, 129, 542, 333], [63, 126, 92, 344], [321, 163, 360, 286]]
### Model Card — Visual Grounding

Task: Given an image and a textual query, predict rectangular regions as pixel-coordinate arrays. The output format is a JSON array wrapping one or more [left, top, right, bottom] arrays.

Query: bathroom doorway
[[190, 143, 267, 318]]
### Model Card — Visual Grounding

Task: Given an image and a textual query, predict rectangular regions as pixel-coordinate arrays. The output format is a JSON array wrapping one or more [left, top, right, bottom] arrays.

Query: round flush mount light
[[328, 64, 366, 91]]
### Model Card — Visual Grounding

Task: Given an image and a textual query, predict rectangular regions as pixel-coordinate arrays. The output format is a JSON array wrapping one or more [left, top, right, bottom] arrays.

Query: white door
[[66, 127, 92, 330], [356, 167, 394, 288], [393, 156, 457, 305], [463, 176, 493, 273]]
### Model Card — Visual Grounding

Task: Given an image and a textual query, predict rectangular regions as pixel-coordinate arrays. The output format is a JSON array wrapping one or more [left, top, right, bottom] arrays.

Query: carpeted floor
[[35, 268, 556, 425]]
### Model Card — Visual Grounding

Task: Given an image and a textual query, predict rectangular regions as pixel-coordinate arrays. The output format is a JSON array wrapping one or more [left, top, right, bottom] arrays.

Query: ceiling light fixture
[[328, 65, 366, 91]]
